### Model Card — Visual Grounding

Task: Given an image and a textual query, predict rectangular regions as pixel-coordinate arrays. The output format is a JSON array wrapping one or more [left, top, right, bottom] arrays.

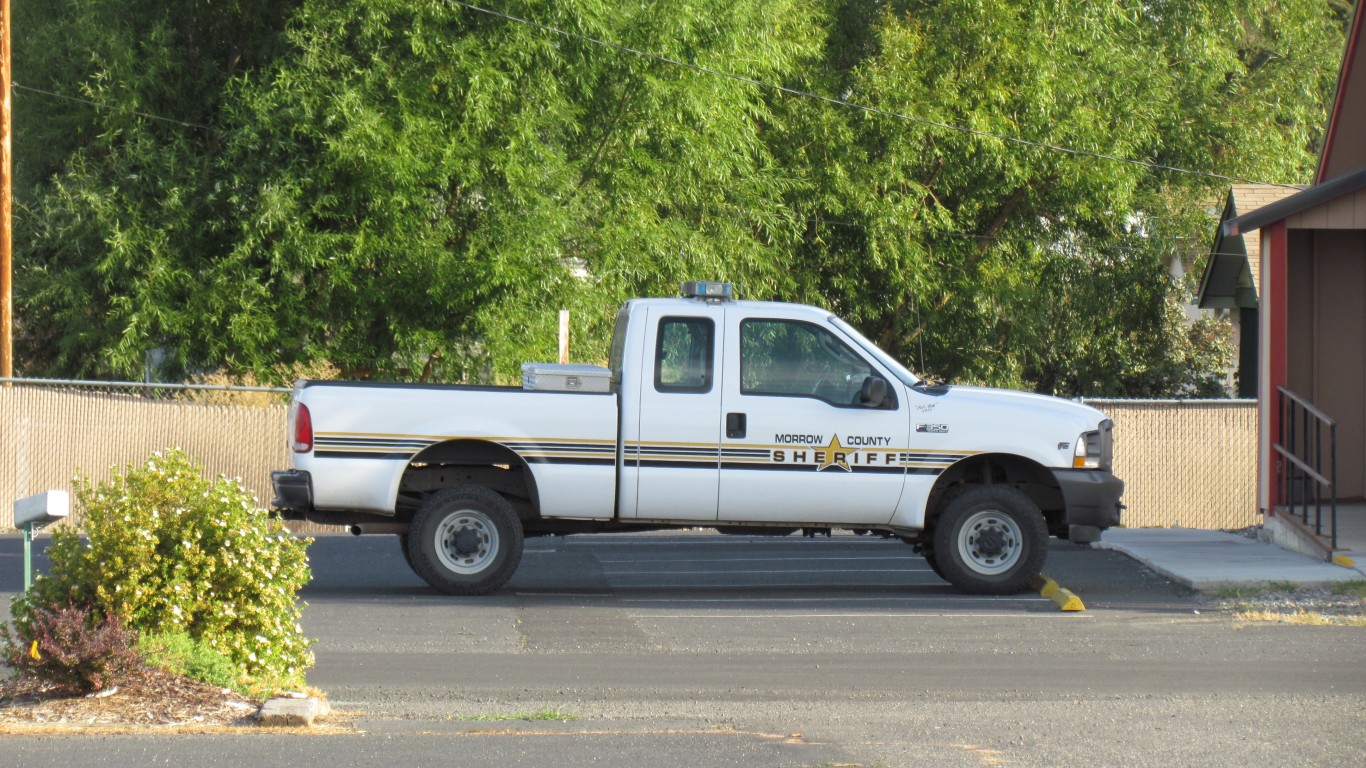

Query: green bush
[[11, 449, 314, 690], [0, 602, 140, 694], [138, 631, 241, 691]]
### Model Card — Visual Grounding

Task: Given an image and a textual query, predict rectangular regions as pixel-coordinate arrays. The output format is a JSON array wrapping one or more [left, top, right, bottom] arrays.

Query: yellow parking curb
[[1031, 575, 1086, 612], [1332, 553, 1356, 568]]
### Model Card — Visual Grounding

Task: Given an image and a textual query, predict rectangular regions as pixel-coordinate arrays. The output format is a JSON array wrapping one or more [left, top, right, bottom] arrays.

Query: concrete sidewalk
[[1094, 528, 1366, 591]]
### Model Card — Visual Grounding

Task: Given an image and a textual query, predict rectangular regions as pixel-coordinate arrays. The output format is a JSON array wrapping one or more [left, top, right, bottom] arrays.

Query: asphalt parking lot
[[6, 532, 1364, 767], [301, 528, 1198, 612]]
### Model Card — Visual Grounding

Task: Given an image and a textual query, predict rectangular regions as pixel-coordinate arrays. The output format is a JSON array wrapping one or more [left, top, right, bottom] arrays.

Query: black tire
[[896, 534, 944, 579], [406, 485, 524, 595], [398, 533, 415, 570], [931, 485, 1047, 595], [922, 549, 947, 581]]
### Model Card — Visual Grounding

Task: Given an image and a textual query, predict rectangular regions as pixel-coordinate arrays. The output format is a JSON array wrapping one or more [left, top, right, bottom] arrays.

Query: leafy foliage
[[12, 0, 299, 380], [137, 632, 242, 692], [1, 602, 140, 694], [11, 450, 314, 690], [770, 0, 1346, 394], [11, 0, 1351, 395]]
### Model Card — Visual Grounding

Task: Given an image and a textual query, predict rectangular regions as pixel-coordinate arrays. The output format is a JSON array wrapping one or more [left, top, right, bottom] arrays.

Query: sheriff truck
[[271, 282, 1123, 596]]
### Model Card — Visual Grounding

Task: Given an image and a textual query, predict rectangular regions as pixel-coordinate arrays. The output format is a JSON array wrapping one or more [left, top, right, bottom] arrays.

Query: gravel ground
[[1205, 584, 1366, 622], [1208, 525, 1366, 621]]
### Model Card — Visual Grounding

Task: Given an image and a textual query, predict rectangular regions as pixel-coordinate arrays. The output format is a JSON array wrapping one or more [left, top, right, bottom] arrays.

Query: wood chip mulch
[[0, 665, 262, 730]]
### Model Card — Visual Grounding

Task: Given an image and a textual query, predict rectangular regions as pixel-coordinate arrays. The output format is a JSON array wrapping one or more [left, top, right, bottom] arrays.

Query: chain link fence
[[0, 379, 301, 531], [1, 379, 1259, 532], [1088, 398, 1259, 530]]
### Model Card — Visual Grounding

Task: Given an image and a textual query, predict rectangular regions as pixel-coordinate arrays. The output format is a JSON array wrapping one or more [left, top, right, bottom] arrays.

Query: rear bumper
[[270, 470, 314, 518], [1053, 468, 1124, 530]]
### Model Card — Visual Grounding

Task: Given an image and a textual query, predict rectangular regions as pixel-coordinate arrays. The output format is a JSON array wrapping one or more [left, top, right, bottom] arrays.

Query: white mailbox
[[14, 490, 70, 527]]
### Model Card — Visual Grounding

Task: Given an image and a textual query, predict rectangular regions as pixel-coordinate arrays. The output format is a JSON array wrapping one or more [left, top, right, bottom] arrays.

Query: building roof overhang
[[1199, 185, 1303, 309], [1198, 250, 1259, 310], [1223, 169, 1366, 237], [1200, 195, 1253, 309]]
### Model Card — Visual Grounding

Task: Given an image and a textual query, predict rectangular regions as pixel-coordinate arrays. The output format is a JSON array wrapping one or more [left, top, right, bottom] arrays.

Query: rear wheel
[[406, 485, 523, 595], [931, 485, 1047, 595]]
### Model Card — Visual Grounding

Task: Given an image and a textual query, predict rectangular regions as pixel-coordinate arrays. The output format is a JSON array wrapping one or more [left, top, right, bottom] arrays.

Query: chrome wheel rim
[[956, 509, 1022, 575]]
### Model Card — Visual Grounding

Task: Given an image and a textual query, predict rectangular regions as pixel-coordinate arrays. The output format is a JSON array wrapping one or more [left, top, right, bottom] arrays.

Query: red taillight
[[292, 403, 314, 453]]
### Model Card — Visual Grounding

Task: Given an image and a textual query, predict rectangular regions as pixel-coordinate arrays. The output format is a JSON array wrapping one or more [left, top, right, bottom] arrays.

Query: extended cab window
[[741, 319, 887, 407], [655, 317, 714, 393]]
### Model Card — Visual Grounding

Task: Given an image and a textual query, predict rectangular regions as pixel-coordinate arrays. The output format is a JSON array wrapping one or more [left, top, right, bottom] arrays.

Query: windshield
[[827, 316, 920, 387]]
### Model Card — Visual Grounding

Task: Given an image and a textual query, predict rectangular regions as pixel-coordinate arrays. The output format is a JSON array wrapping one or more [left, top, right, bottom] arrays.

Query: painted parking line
[[617, 595, 1049, 604], [596, 555, 920, 563], [557, 538, 908, 546], [631, 612, 1090, 619], [602, 568, 932, 575], [609, 579, 939, 584]]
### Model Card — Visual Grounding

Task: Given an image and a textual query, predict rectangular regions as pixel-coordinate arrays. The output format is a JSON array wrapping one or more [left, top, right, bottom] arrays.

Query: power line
[[447, 0, 1302, 190], [12, 82, 212, 131]]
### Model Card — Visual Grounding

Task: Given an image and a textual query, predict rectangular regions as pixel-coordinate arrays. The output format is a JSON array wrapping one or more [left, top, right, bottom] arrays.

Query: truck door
[[621, 304, 725, 520], [716, 309, 909, 524]]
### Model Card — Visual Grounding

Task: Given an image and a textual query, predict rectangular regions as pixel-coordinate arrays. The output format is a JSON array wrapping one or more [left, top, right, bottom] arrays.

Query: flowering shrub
[[11, 449, 313, 689], [1, 602, 140, 694]]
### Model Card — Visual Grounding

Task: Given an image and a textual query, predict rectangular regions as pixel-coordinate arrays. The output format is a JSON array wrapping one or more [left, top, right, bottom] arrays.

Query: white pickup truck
[[272, 282, 1122, 595]]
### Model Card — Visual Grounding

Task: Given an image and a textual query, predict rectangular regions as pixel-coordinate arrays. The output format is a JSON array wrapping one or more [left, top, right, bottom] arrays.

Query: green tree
[[11, 0, 1350, 395], [13, 0, 299, 379], [770, 0, 1346, 394], [16, 0, 820, 382]]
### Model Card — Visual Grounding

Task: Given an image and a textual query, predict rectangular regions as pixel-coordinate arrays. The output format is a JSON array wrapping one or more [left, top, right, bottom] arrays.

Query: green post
[[23, 520, 33, 591]]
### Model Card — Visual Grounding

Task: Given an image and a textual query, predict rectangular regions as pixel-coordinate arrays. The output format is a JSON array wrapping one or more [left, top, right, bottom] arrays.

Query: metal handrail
[[1274, 386, 1337, 550], [1271, 445, 1332, 486], [1278, 386, 1337, 425]]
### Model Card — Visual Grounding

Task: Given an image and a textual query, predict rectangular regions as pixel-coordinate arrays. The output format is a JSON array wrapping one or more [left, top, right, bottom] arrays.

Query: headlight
[[1073, 420, 1113, 470]]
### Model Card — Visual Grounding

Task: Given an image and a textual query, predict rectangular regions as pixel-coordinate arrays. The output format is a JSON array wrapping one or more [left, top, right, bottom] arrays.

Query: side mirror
[[858, 376, 887, 408]]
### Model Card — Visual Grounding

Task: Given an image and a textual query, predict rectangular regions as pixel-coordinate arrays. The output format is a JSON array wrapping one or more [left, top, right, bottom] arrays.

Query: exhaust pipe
[[349, 522, 411, 536]]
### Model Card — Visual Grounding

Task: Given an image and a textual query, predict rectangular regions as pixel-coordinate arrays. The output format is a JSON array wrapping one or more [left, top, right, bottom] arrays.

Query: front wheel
[[922, 549, 947, 581], [407, 485, 524, 595], [931, 486, 1047, 595]]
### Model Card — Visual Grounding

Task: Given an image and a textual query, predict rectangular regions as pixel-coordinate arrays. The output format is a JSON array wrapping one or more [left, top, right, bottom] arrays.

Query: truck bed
[[294, 381, 619, 519]]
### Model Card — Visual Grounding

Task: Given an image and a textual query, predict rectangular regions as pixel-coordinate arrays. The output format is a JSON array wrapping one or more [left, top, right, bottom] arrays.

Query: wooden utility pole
[[0, 0, 11, 379]]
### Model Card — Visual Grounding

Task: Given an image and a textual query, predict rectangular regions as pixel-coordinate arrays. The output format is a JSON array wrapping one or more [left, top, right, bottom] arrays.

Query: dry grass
[[1233, 609, 1366, 627]]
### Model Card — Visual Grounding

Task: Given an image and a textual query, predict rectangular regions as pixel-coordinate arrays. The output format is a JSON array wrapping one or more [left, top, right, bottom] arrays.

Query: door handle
[[726, 412, 747, 439]]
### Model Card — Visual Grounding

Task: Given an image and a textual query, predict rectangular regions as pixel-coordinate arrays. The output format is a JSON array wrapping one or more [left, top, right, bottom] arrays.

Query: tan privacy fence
[[1, 382, 293, 531], [2, 382, 1259, 531], [1087, 399, 1259, 530]]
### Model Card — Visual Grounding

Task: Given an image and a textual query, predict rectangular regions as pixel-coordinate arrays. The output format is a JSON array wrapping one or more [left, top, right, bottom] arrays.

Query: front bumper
[[270, 469, 314, 518], [1052, 468, 1124, 531]]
